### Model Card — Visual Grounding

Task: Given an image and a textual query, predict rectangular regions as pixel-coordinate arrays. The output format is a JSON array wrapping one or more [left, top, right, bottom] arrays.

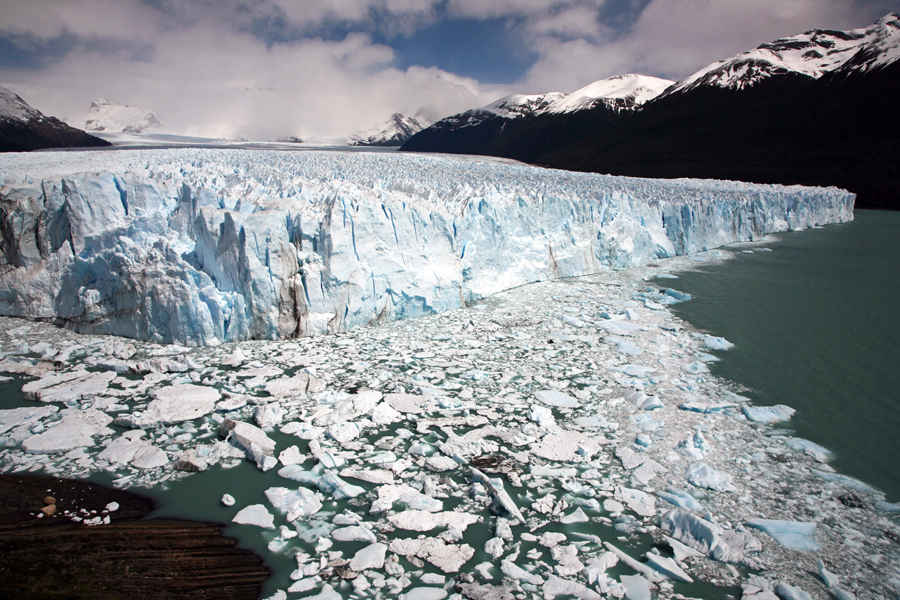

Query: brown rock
[[39, 504, 56, 517], [43, 496, 55, 505]]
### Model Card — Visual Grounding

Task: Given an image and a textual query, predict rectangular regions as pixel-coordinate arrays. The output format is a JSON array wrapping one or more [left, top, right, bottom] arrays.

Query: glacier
[[0, 148, 854, 346]]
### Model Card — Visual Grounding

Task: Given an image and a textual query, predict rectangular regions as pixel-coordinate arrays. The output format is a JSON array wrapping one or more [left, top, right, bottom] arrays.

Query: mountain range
[[402, 13, 900, 209], [73, 98, 163, 134], [350, 110, 435, 146], [0, 87, 109, 152]]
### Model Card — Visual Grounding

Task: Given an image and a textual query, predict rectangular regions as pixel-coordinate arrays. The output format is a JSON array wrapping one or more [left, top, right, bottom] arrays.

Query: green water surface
[[656, 209, 900, 502]]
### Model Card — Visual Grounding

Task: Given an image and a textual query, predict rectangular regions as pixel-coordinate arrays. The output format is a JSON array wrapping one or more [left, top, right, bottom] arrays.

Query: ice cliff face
[[0, 149, 854, 346]]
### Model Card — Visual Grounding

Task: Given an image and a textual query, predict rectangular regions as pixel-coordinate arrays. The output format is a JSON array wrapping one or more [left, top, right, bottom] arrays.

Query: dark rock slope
[[0, 474, 267, 600], [0, 87, 110, 153]]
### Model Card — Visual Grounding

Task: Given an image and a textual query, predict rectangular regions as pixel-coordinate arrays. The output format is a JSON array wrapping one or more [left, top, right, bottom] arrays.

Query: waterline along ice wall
[[0, 149, 854, 346]]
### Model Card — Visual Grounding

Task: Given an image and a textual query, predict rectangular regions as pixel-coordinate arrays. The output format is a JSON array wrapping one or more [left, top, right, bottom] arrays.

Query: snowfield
[[0, 148, 854, 346]]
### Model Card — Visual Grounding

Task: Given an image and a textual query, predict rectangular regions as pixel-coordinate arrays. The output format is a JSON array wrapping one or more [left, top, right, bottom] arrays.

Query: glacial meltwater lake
[[655, 209, 900, 503]]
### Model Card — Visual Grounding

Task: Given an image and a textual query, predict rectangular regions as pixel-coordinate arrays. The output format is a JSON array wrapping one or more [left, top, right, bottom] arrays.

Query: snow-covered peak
[[480, 93, 566, 118], [543, 74, 674, 114], [73, 99, 162, 133], [667, 13, 900, 94], [350, 113, 427, 146], [0, 86, 43, 122]]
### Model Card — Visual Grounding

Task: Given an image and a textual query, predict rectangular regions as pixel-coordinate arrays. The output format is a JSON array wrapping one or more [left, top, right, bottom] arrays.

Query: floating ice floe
[[120, 384, 219, 427], [742, 404, 796, 423], [703, 335, 734, 350], [22, 409, 114, 454], [265, 486, 323, 521], [233, 504, 275, 528], [746, 518, 821, 551], [657, 486, 703, 511], [97, 431, 168, 469], [533, 389, 580, 407], [784, 437, 833, 462], [685, 461, 736, 492]]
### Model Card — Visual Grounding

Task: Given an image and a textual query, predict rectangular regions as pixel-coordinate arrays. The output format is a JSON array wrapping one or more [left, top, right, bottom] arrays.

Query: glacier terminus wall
[[0, 149, 854, 346]]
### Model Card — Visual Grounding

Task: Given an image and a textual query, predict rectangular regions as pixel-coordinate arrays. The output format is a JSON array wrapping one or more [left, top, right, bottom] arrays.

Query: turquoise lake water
[[656, 209, 900, 502]]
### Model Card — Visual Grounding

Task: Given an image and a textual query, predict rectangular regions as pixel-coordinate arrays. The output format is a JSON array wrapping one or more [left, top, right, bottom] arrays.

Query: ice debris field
[[0, 149, 895, 600], [0, 148, 853, 346], [1, 247, 899, 600]]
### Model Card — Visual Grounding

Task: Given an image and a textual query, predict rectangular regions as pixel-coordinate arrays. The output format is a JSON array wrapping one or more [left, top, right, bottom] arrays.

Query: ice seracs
[[0, 149, 853, 346]]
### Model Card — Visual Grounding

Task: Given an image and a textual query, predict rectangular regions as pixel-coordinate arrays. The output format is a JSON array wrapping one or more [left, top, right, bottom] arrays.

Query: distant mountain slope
[[400, 92, 564, 155], [73, 98, 162, 133], [0, 87, 110, 152], [530, 13, 900, 209], [350, 113, 429, 146], [542, 74, 673, 113], [662, 12, 900, 95], [402, 75, 671, 156], [403, 13, 900, 209]]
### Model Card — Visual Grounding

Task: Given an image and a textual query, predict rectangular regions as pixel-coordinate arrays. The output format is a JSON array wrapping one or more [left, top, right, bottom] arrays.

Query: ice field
[[0, 149, 894, 599], [0, 149, 853, 346]]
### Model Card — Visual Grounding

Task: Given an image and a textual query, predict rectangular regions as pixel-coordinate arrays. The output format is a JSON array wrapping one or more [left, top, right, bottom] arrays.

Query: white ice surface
[[0, 149, 853, 346]]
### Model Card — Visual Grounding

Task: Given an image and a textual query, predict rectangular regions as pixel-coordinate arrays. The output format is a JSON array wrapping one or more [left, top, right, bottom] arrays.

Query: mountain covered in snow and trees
[[72, 98, 163, 134], [403, 13, 900, 209], [0, 87, 110, 152], [349, 111, 434, 146]]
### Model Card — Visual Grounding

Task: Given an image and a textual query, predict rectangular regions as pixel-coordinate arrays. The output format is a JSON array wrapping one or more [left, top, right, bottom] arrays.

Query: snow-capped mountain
[[407, 73, 671, 141], [422, 92, 565, 136], [401, 74, 673, 155], [0, 86, 110, 152], [73, 98, 162, 133], [542, 74, 673, 114], [664, 12, 899, 95], [403, 13, 900, 209], [0, 86, 43, 122], [350, 113, 428, 146], [480, 93, 566, 118]]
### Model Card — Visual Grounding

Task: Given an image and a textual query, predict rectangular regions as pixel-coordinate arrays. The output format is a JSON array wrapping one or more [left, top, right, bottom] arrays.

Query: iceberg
[[0, 149, 854, 346], [660, 510, 763, 568]]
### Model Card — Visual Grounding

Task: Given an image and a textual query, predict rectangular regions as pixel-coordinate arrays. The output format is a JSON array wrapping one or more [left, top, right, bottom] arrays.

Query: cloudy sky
[[0, 0, 895, 139]]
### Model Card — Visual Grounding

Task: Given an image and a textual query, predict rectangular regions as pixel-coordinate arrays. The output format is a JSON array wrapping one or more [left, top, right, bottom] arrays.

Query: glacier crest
[[0, 149, 854, 345]]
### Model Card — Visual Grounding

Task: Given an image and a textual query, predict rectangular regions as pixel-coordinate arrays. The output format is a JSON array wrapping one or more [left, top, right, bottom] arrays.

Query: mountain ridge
[[0, 87, 110, 152], [402, 13, 900, 209], [73, 98, 163, 134]]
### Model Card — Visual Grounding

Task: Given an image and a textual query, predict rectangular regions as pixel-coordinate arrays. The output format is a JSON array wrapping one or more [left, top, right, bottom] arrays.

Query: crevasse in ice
[[0, 149, 854, 345]]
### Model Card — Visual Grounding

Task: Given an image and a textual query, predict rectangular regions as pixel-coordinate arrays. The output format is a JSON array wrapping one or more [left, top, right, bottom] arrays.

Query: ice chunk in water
[[742, 404, 795, 423], [265, 486, 323, 520], [685, 462, 736, 492], [533, 389, 580, 407], [746, 519, 821, 551], [775, 582, 814, 600], [657, 487, 703, 511], [232, 504, 275, 528]]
